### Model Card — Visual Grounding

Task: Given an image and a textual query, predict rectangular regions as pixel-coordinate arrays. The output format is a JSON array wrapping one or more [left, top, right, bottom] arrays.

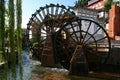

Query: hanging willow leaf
[[16, 0, 22, 62], [0, 0, 5, 56], [0, 0, 8, 80], [16, 0, 23, 80], [9, 0, 16, 79]]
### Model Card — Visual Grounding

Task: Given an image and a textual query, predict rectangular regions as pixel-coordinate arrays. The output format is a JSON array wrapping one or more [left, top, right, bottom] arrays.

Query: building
[[88, 0, 106, 9], [88, 0, 120, 9], [87, 0, 120, 39]]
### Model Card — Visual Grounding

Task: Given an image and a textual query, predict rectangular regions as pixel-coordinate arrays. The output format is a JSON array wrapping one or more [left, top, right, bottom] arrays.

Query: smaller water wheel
[[54, 18, 111, 70], [26, 4, 75, 66]]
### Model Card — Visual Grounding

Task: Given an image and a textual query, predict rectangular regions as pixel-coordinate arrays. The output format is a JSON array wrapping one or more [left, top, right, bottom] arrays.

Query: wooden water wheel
[[54, 18, 111, 70], [26, 4, 75, 66]]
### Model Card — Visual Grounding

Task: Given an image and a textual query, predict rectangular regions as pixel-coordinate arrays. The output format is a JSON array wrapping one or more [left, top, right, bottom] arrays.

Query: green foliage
[[9, 0, 15, 61], [104, 0, 112, 11], [0, 1, 9, 80], [0, 0, 5, 56], [104, 0, 120, 11], [75, 0, 88, 7], [113, 1, 120, 5], [9, 0, 17, 79], [0, 0, 23, 79], [16, 0, 23, 80], [16, 0, 22, 60]]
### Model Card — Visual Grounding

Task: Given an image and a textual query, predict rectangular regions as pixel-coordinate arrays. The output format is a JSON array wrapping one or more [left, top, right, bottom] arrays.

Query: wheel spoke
[[82, 21, 92, 43], [87, 36, 107, 45], [55, 7, 59, 15], [38, 13, 43, 21], [67, 33, 77, 44], [51, 6, 54, 15], [84, 27, 101, 43], [35, 16, 42, 24], [77, 20, 82, 43], [59, 8, 65, 14], [70, 23, 79, 42], [41, 9, 46, 18], [46, 5, 49, 14], [31, 19, 40, 26]]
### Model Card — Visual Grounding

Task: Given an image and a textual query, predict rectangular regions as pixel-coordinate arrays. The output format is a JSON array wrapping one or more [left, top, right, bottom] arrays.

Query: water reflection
[[0, 50, 40, 80], [22, 50, 32, 80]]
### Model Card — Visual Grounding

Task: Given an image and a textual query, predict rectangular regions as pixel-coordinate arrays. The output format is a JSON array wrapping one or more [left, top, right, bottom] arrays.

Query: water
[[0, 50, 41, 80], [19, 50, 31, 80]]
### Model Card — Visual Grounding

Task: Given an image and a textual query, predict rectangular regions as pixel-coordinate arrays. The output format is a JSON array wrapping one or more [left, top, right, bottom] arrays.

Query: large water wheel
[[26, 4, 75, 66], [54, 18, 111, 71], [26, 4, 111, 73]]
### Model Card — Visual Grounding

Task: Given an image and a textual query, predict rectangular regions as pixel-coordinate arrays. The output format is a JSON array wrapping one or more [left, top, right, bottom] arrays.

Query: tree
[[16, 0, 22, 63], [9, 0, 15, 63], [0, 0, 8, 80], [113, 1, 120, 5], [0, 0, 23, 79], [16, 0, 23, 80], [0, 0, 5, 57], [16, 0, 22, 55], [104, 0, 120, 11], [75, 0, 88, 7], [9, 0, 17, 79], [104, 0, 113, 11]]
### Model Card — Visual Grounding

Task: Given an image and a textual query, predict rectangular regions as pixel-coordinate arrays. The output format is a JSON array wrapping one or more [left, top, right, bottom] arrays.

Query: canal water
[[0, 50, 41, 80]]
